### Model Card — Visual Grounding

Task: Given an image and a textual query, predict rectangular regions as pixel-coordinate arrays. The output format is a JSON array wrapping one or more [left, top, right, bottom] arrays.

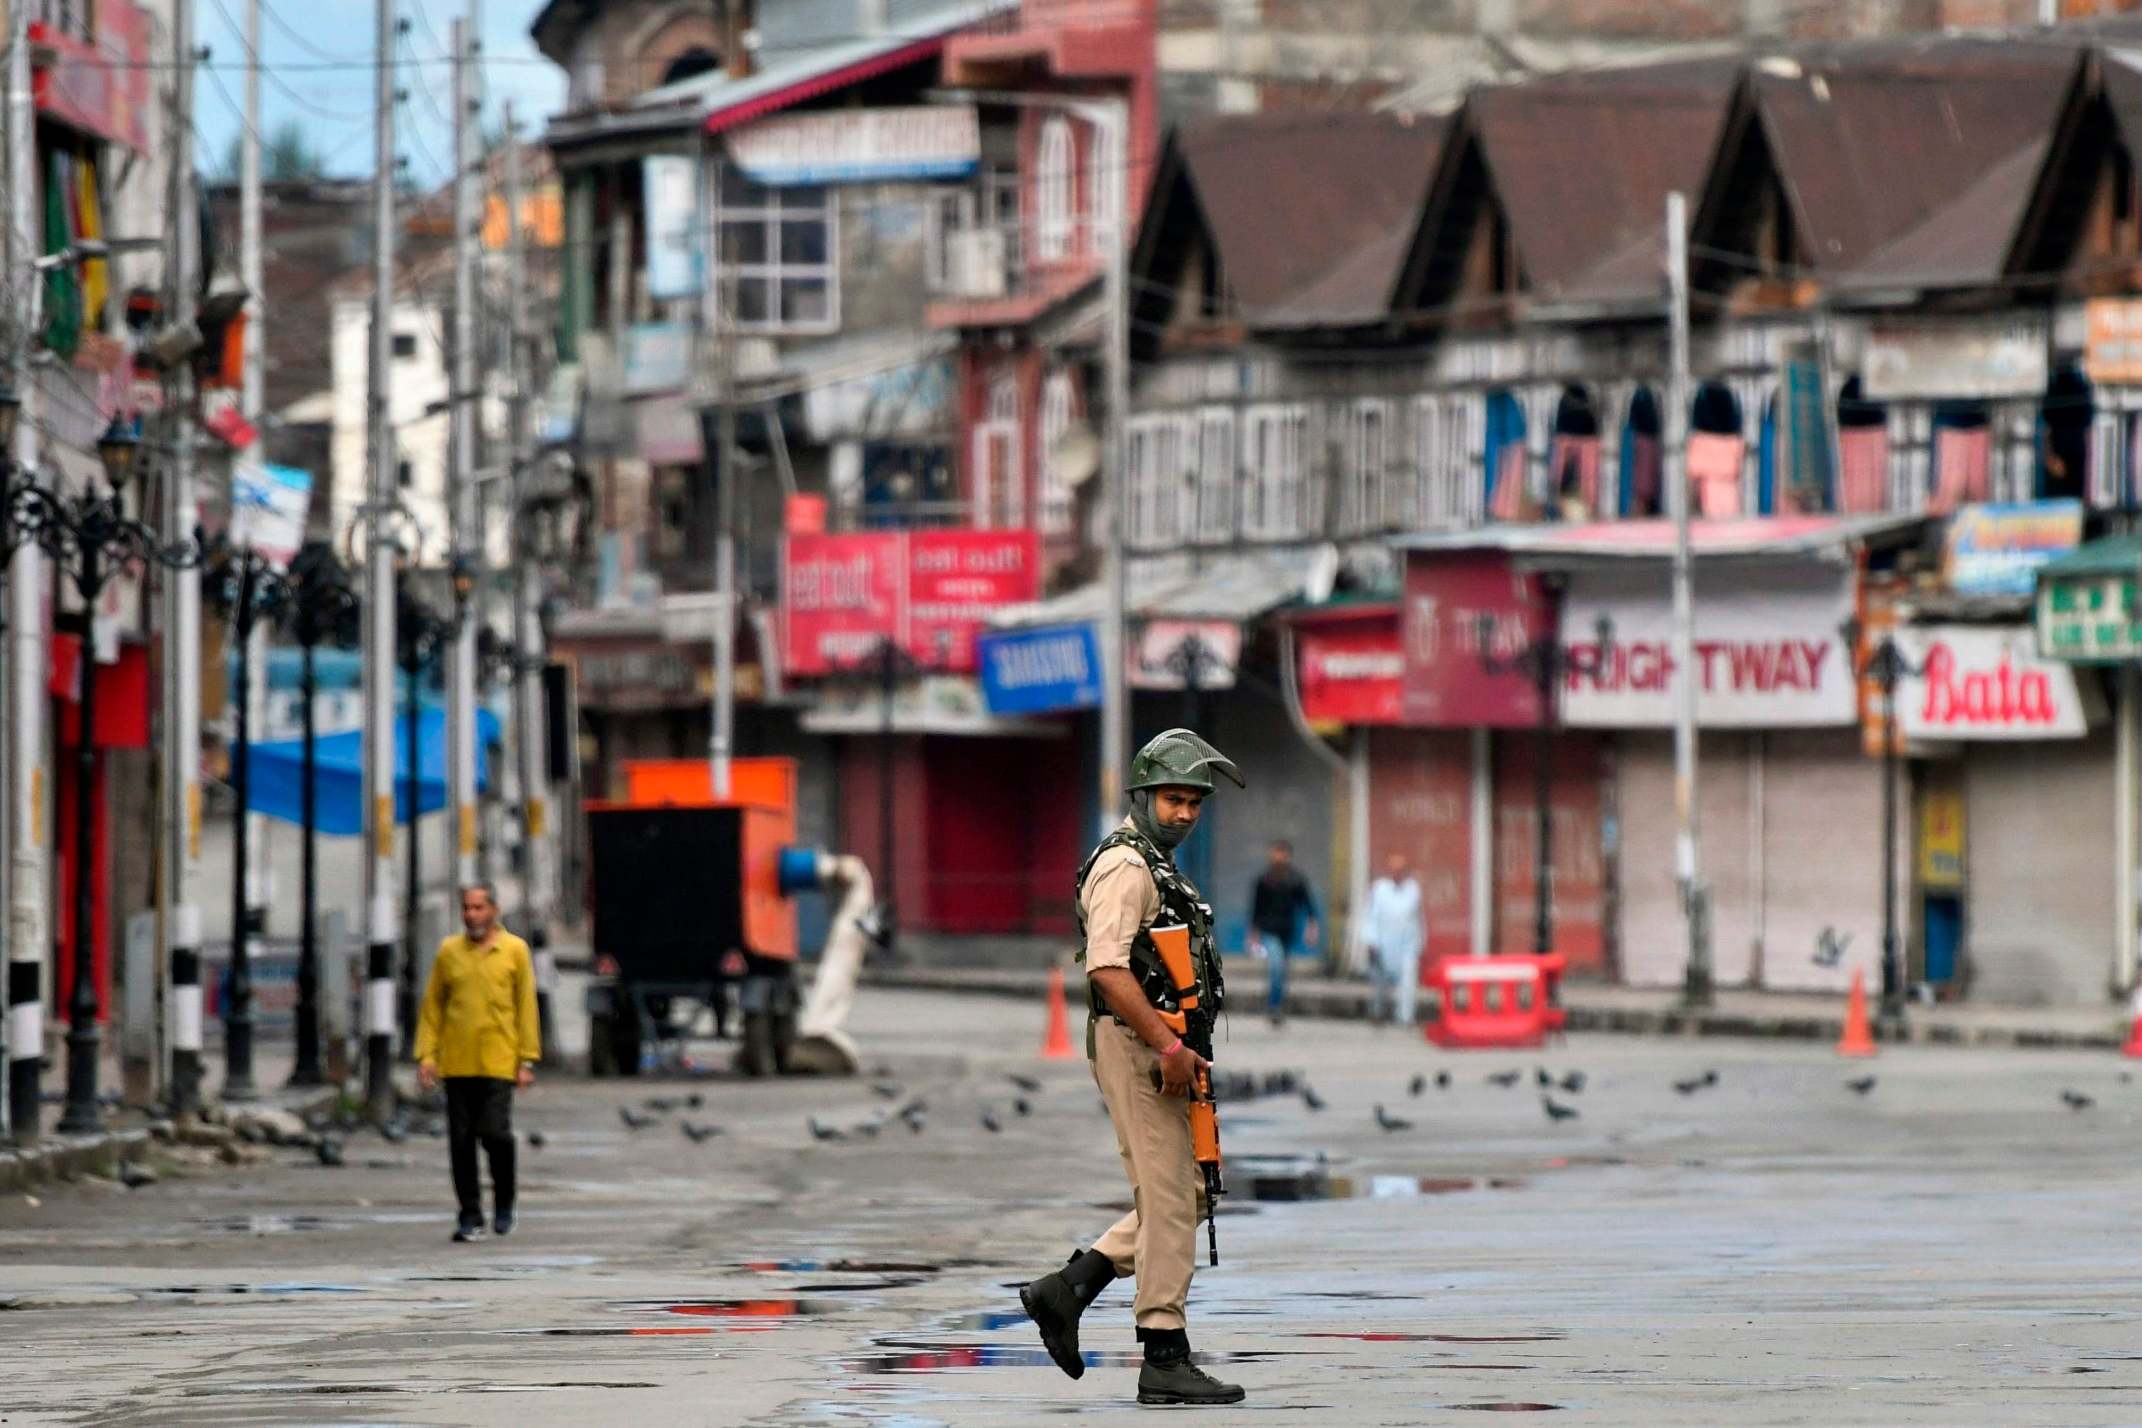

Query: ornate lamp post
[[1475, 578, 1611, 957], [201, 539, 293, 1102], [1842, 616, 1918, 1040], [282, 542, 359, 1086], [394, 581, 456, 1054], [12, 415, 200, 1134]]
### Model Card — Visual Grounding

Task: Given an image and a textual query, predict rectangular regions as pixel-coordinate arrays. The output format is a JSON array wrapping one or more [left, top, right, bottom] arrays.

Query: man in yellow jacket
[[415, 882, 540, 1243]]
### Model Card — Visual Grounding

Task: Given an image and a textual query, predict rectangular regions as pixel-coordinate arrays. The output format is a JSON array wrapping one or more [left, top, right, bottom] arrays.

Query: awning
[[992, 548, 1329, 630], [1391, 514, 1929, 563], [242, 707, 501, 836]]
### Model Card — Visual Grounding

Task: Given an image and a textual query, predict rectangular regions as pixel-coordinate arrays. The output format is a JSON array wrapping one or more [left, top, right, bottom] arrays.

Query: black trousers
[[444, 1076, 517, 1221]]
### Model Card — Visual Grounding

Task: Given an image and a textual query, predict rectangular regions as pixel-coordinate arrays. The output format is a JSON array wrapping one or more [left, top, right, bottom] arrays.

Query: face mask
[[1131, 790, 1191, 852]]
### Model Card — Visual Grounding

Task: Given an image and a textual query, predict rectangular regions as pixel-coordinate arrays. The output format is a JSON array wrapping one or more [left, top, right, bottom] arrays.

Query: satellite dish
[[1052, 423, 1101, 489], [1304, 544, 1341, 605]]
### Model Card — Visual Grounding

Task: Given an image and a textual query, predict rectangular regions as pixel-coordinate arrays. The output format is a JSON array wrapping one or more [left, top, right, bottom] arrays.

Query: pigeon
[[619, 1107, 658, 1131], [1014, 1098, 1033, 1118], [1008, 1073, 1043, 1093], [685, 1093, 704, 1109], [643, 1096, 679, 1113], [2062, 1089, 2095, 1111], [897, 1097, 929, 1121], [1373, 1103, 1413, 1132], [981, 1109, 1003, 1134], [854, 1112, 887, 1139], [1845, 1075, 1877, 1097], [379, 1119, 409, 1144], [1542, 1095, 1580, 1123], [904, 1111, 927, 1134], [119, 1163, 159, 1189], [1558, 1071, 1586, 1095], [1435, 1070, 1451, 1090], [527, 1130, 548, 1149], [872, 1082, 904, 1100], [315, 1136, 346, 1168], [680, 1121, 722, 1144], [1536, 1067, 1554, 1088], [1409, 1073, 1427, 1098], [1486, 1070, 1522, 1089], [807, 1116, 846, 1142], [1702, 1069, 1720, 1087], [1673, 1075, 1711, 1097], [1301, 1085, 1328, 1112]]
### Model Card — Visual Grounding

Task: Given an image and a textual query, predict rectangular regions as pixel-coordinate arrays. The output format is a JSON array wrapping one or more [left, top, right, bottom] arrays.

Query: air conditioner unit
[[947, 227, 1008, 300]]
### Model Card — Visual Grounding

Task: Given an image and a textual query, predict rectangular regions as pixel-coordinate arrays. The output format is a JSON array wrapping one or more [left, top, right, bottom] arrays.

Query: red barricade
[[1422, 954, 1567, 1050]]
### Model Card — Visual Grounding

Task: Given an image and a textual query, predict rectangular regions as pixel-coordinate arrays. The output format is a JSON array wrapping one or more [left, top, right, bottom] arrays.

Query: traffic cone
[[1836, 969, 1878, 1059], [2121, 986, 2142, 1059], [1041, 965, 1076, 1060]]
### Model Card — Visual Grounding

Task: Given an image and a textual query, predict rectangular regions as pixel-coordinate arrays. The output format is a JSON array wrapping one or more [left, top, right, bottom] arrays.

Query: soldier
[[1020, 728, 1247, 1407]]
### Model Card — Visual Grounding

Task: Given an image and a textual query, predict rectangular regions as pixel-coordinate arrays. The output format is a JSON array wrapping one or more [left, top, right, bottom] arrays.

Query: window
[[1036, 116, 1074, 262], [1126, 415, 1189, 549], [1087, 119, 1117, 252], [972, 374, 1022, 529], [392, 331, 418, 359], [718, 168, 837, 333], [1413, 395, 1479, 526], [1197, 408, 1235, 543], [1038, 369, 1077, 535], [1344, 400, 1391, 534], [1242, 405, 1309, 540], [926, 167, 1021, 296]]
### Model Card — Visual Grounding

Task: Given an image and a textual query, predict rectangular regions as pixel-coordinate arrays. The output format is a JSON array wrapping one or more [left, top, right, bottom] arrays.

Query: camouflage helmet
[[1128, 728, 1244, 795]]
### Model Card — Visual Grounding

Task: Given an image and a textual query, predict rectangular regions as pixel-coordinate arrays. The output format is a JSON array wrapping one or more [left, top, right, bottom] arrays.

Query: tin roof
[[991, 548, 1329, 628], [2038, 532, 2142, 580]]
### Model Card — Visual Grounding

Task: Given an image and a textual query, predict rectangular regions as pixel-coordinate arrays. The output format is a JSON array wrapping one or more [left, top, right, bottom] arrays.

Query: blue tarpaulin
[[241, 706, 502, 835]]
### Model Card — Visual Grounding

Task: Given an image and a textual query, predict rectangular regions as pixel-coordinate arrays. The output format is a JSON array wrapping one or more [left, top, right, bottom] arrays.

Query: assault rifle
[[1149, 924, 1224, 1267]]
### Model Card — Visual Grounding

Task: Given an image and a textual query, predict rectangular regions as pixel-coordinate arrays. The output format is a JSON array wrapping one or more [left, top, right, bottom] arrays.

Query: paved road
[[5, 989, 2142, 1425]]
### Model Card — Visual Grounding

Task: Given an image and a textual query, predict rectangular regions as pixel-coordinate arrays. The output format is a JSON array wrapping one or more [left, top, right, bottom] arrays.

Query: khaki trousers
[[1089, 1017, 1206, 1331]]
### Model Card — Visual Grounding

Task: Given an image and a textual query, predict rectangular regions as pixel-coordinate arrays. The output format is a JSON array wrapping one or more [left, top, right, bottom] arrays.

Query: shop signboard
[[1130, 619, 1241, 691], [907, 530, 1039, 672], [977, 624, 1102, 716], [780, 529, 1037, 677], [642, 155, 701, 299], [1401, 551, 1551, 727], [1862, 318, 2047, 401], [2037, 551, 2142, 663], [1941, 501, 2083, 596], [781, 532, 904, 677], [1295, 608, 1404, 725], [229, 462, 311, 567], [725, 106, 980, 186], [2086, 296, 2142, 385], [1891, 624, 2090, 741], [1560, 568, 1856, 728]]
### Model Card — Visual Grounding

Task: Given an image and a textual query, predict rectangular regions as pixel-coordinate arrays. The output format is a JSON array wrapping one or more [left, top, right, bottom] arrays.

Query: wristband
[[1159, 1037, 1183, 1058]]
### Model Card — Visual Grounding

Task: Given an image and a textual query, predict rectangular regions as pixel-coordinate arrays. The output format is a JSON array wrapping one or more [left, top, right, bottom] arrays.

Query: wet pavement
[[6, 989, 2142, 1423]]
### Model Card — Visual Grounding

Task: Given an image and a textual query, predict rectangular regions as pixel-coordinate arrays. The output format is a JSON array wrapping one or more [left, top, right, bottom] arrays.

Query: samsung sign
[[978, 624, 1102, 717]]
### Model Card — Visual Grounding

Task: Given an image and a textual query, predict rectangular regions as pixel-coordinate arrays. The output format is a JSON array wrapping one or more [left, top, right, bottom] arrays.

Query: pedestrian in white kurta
[[1363, 852, 1424, 1026]]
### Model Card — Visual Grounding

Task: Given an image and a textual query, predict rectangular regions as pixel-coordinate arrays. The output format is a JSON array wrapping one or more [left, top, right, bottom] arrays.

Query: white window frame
[[1413, 393, 1478, 526], [1036, 115, 1075, 263], [1038, 368, 1077, 535], [1346, 399, 1392, 534], [926, 166, 1022, 295], [715, 167, 839, 335], [1242, 404, 1310, 541], [1196, 407, 1235, 543], [1087, 118, 1119, 257]]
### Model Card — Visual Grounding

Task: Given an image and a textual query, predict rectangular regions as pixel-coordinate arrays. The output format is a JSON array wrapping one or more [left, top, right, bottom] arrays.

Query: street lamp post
[[284, 542, 358, 1087], [395, 583, 455, 1054], [1844, 617, 1917, 1039], [1475, 581, 1611, 957], [203, 541, 293, 1103], [11, 416, 199, 1134], [0, 383, 36, 1142]]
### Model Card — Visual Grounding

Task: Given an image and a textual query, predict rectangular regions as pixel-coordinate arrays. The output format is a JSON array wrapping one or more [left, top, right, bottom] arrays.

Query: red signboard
[[31, 5, 151, 150], [1296, 606, 1403, 725], [1401, 551, 1551, 727], [781, 529, 1038, 677], [906, 530, 1039, 672]]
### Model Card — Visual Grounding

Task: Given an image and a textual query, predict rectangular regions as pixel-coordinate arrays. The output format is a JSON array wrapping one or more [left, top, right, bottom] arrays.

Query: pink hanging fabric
[[1836, 426, 1890, 514], [1687, 432, 1746, 518], [1928, 425, 1991, 514]]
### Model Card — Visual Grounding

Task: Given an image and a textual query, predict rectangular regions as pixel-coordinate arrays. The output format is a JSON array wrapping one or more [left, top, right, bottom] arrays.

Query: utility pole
[[709, 226, 736, 803], [1097, 97, 1129, 839], [238, 0, 269, 979], [502, 103, 556, 1053], [362, 0, 401, 1120], [5, 0, 48, 1144], [1666, 190, 1711, 1008], [447, 13, 479, 891]]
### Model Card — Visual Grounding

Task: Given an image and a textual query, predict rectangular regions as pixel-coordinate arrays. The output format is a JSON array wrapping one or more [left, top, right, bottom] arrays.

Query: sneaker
[[1137, 1354, 1246, 1406], [493, 1210, 515, 1237], [452, 1216, 485, 1243]]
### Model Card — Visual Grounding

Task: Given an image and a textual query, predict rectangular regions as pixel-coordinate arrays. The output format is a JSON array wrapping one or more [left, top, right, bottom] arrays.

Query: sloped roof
[[1170, 111, 1445, 326]]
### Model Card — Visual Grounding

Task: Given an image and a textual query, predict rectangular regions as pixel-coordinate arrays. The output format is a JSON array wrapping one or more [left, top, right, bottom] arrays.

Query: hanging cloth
[[75, 151, 105, 324], [40, 149, 82, 360]]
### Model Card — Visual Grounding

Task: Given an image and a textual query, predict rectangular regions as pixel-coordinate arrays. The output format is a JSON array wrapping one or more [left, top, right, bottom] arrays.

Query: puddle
[[1245, 1172, 1522, 1203], [1302, 1333, 1565, 1344], [141, 1282, 367, 1297], [186, 1380, 658, 1397], [609, 1297, 845, 1319], [1444, 1406, 1564, 1414], [190, 1214, 349, 1235], [505, 1326, 730, 1338], [736, 1259, 958, 1275]]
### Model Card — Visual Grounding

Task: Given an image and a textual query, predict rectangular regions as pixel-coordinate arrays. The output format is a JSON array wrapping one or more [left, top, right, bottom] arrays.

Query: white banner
[[1130, 619, 1241, 691], [229, 462, 312, 567], [1561, 569, 1856, 729], [1893, 624, 2090, 740], [726, 105, 980, 186], [643, 154, 702, 300]]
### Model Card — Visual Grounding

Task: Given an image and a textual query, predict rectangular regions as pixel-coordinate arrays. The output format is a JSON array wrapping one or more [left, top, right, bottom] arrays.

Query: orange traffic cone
[[1041, 965, 1076, 1060], [2121, 987, 2142, 1059], [1836, 969, 1878, 1059]]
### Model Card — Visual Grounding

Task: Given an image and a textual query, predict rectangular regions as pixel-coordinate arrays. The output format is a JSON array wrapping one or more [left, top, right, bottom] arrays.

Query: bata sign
[[1892, 625, 2089, 740], [1560, 571, 1856, 728]]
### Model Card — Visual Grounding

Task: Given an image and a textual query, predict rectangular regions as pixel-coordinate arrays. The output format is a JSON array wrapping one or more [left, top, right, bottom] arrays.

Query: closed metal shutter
[[1756, 729, 1885, 994], [1964, 732, 2114, 1007], [1617, 733, 1756, 987]]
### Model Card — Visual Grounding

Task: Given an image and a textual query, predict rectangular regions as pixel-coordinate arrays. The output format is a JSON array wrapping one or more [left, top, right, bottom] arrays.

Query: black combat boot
[[1136, 1327, 1245, 1406], [1020, 1248, 1116, 1379]]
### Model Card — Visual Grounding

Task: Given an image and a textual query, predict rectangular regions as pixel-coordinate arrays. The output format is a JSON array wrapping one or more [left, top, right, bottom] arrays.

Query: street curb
[[859, 968, 2130, 1052], [0, 1129, 151, 1192]]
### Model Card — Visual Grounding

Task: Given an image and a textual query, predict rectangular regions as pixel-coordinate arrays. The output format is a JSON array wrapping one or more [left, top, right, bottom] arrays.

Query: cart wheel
[[739, 1010, 776, 1078]]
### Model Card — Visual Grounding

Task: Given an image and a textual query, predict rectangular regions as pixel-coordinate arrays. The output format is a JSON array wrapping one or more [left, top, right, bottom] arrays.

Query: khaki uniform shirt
[[413, 929, 540, 1080], [1083, 818, 1161, 974]]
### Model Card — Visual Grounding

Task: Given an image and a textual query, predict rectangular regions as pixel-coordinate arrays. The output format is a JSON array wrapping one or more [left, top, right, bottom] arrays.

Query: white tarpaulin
[[230, 462, 312, 567], [1561, 566, 1856, 729], [1892, 623, 2091, 741]]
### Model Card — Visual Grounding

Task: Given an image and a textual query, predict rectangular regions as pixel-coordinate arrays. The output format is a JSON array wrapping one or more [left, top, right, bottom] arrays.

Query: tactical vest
[[1073, 826, 1225, 1059]]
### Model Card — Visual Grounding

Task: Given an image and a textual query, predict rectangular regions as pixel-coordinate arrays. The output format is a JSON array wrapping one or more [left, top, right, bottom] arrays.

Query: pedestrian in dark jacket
[[1248, 841, 1319, 1026]]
